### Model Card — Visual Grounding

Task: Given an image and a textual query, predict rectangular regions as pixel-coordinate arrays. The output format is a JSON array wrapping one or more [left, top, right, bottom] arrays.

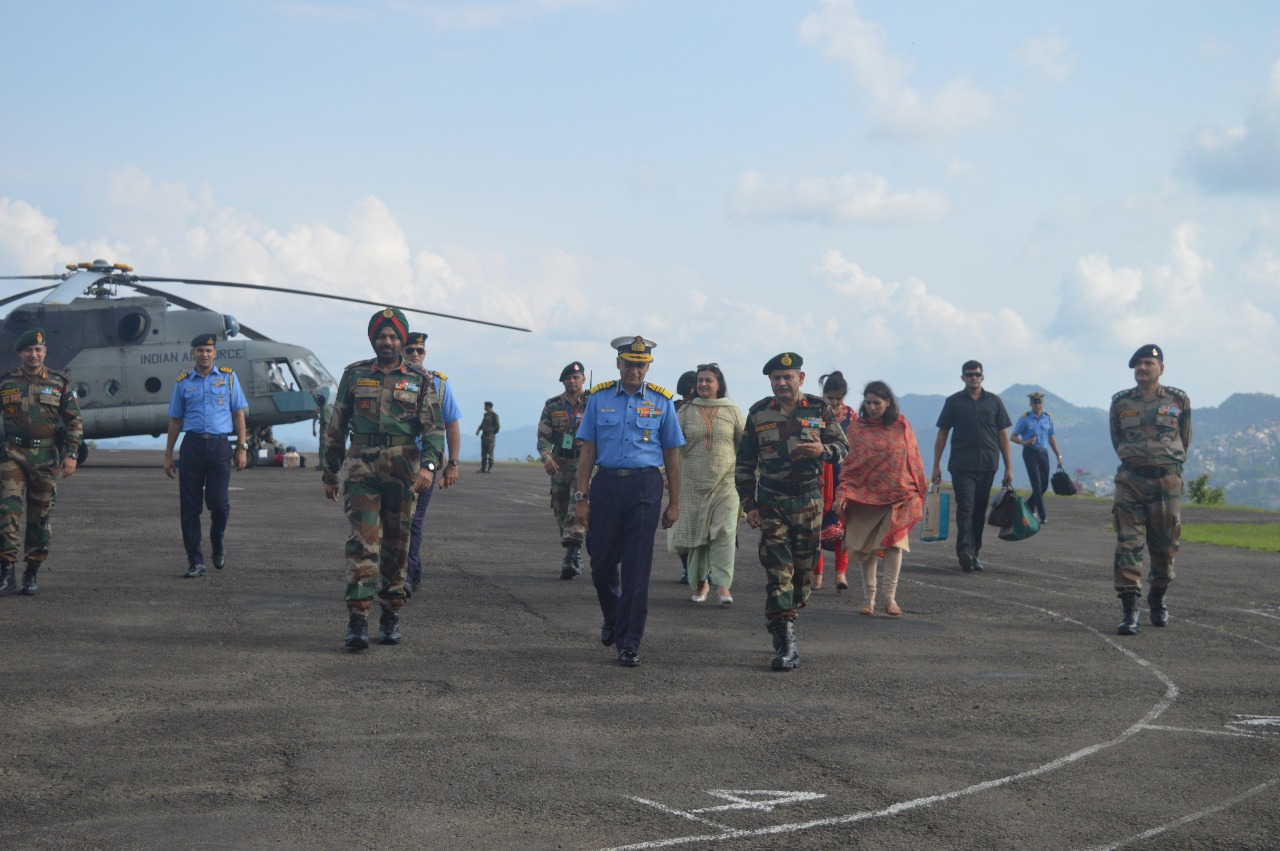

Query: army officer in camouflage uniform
[[735, 352, 848, 671], [1110, 344, 1191, 636], [0, 328, 83, 596], [538, 361, 589, 580], [323, 308, 445, 650]]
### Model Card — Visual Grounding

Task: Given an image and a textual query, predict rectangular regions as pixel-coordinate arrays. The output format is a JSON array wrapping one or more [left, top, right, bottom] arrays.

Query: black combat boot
[[1148, 587, 1170, 628], [1117, 592, 1141, 636], [768, 619, 800, 671], [345, 613, 370, 650], [20, 563, 39, 596], [0, 562, 14, 595], [569, 542, 584, 576], [378, 604, 401, 645], [560, 545, 577, 580]]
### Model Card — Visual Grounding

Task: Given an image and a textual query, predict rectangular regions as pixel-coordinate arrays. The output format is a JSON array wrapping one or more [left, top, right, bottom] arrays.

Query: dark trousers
[[1022, 447, 1050, 521], [951, 469, 996, 561], [178, 435, 232, 567], [586, 468, 662, 653], [405, 475, 437, 585]]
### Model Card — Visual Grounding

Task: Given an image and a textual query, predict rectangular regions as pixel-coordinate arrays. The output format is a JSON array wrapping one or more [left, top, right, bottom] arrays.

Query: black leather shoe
[[959, 552, 973, 572], [378, 604, 401, 645], [20, 564, 38, 596], [618, 648, 640, 667], [600, 622, 616, 647], [183, 564, 206, 578], [345, 614, 370, 650], [213, 551, 226, 570], [0, 563, 14, 595]]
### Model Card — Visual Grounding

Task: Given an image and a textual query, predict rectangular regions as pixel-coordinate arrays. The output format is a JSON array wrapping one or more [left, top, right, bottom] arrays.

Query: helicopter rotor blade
[[0, 275, 66, 281], [0, 284, 58, 308], [131, 276, 532, 333], [125, 282, 275, 341]]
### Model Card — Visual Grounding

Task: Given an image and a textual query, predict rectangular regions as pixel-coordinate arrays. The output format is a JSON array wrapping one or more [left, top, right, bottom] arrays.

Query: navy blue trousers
[[1022, 446, 1050, 521], [951, 469, 996, 561], [178, 435, 232, 567], [405, 474, 437, 586], [587, 468, 662, 653]]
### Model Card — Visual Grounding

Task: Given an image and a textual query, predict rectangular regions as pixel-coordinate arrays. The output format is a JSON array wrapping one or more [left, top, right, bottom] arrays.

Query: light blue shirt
[[167, 367, 248, 434], [415, 374, 458, 452], [577, 381, 684, 468], [1012, 410, 1055, 453]]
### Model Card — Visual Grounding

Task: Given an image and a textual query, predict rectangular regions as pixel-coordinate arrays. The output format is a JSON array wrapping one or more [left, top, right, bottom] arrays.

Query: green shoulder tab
[[590, 380, 617, 394], [176, 371, 190, 382], [344, 358, 374, 371], [748, 396, 774, 413], [646, 382, 673, 399], [1111, 388, 1135, 403], [430, 370, 447, 382], [218, 366, 234, 374], [1164, 385, 1189, 403]]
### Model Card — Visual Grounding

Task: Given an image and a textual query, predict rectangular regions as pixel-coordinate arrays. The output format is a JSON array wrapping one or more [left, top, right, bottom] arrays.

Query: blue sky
[[3, 0, 1280, 447]]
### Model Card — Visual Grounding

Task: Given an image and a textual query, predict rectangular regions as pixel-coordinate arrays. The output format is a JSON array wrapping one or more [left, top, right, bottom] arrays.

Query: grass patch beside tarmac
[[1181, 523, 1280, 552]]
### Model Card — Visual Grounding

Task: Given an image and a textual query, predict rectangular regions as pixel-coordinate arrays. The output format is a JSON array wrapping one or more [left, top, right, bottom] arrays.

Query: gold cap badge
[[780, 353, 792, 366]]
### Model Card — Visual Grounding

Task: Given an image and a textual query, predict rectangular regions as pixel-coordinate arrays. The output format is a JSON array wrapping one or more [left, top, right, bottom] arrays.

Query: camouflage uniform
[[537, 390, 589, 545], [1110, 384, 1192, 596], [323, 359, 444, 615], [0, 366, 83, 569], [735, 394, 849, 621]]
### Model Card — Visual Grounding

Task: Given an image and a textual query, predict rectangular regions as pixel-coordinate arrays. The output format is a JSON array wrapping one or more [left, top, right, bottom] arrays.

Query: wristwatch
[[574, 491, 588, 503], [425, 461, 437, 472], [236, 442, 249, 451], [446, 459, 459, 467]]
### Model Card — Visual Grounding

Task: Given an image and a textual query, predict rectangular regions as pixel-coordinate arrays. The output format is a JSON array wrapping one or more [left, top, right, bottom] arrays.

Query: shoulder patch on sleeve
[[176, 371, 190, 382], [646, 382, 673, 399], [590, 380, 617, 394]]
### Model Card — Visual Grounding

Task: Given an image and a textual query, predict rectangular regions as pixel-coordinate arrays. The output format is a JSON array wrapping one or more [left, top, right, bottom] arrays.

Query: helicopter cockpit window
[[117, 311, 149, 343], [253, 358, 299, 394], [290, 358, 324, 392]]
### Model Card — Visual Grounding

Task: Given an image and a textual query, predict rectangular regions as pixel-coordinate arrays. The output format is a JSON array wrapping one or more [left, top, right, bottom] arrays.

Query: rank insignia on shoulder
[[646, 382, 672, 399], [430, 370, 447, 381], [175, 371, 190, 382], [219, 366, 234, 374], [591, 380, 618, 393]]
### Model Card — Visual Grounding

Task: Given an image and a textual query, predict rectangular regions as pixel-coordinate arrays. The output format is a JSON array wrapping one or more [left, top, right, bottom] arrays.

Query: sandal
[[882, 601, 902, 617], [836, 573, 849, 592]]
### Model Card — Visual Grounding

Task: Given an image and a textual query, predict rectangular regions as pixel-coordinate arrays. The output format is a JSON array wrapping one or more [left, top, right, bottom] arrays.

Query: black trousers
[[951, 469, 996, 561], [586, 468, 662, 653], [1022, 447, 1050, 521], [178, 435, 232, 567]]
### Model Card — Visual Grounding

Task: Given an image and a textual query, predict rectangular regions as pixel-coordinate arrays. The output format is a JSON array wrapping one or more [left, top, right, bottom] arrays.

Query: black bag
[[987, 487, 1017, 528], [1051, 465, 1078, 496]]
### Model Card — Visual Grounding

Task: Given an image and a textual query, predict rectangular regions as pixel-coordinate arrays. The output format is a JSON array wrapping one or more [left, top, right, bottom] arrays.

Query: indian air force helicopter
[[0, 260, 530, 465]]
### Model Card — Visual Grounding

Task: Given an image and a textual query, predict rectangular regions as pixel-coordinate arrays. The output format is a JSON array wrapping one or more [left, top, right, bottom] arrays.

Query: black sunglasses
[[697, 363, 719, 371], [963, 371, 983, 378], [404, 347, 425, 354]]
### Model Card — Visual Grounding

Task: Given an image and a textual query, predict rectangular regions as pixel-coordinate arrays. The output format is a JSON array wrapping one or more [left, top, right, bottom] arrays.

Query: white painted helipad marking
[[1241, 608, 1280, 621], [1080, 777, 1280, 850], [687, 790, 825, 813], [599, 585, 1185, 851], [1140, 724, 1264, 739], [1182, 617, 1280, 653], [1226, 715, 1280, 734]]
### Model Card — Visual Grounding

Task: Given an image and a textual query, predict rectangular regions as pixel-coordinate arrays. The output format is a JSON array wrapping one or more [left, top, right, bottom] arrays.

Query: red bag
[[820, 510, 845, 552]]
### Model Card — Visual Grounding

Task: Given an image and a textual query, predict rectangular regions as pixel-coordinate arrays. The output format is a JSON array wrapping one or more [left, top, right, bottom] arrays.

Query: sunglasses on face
[[404, 347, 425, 354], [963, 371, 983, 378]]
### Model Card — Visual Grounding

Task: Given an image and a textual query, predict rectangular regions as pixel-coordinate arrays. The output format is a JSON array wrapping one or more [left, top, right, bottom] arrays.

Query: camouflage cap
[[14, 327, 45, 352], [559, 361, 585, 381], [368, 307, 408, 346], [190, 333, 218, 349], [763, 352, 803, 374], [1128, 344, 1163, 368]]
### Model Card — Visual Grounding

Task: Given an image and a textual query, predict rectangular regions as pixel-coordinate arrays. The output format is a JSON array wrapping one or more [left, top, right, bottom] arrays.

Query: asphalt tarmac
[[1, 451, 1277, 850]]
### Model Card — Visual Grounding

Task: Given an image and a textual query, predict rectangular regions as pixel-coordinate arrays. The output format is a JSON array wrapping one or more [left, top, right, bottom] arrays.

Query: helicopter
[[0, 260, 530, 465]]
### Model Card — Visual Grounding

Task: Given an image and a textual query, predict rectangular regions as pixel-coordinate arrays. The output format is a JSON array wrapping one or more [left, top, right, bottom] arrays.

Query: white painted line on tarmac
[[1181, 617, 1280, 653], [626, 797, 731, 830], [1079, 776, 1280, 851], [1140, 724, 1265, 739], [1241, 608, 1280, 622], [598, 587, 1182, 851]]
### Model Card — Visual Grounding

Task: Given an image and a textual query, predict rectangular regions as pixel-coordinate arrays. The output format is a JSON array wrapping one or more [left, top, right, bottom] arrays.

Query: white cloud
[[728, 171, 948, 224], [799, 0, 997, 138], [387, 0, 614, 29], [1185, 59, 1280, 192], [1014, 32, 1075, 82], [945, 158, 981, 183]]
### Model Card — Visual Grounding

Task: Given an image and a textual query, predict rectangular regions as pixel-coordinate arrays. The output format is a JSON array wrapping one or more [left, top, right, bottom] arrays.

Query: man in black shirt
[[931, 360, 1013, 572]]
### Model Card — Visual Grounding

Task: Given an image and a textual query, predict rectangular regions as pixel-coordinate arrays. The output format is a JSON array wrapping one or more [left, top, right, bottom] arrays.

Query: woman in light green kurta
[[667, 365, 745, 605]]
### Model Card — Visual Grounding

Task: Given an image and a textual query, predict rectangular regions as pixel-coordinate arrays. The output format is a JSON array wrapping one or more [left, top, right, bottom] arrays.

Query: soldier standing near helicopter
[[322, 308, 445, 651], [0, 328, 83, 596]]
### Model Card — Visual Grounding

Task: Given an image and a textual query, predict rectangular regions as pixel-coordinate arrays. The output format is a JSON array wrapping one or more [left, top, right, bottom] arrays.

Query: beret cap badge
[[780, 353, 792, 367]]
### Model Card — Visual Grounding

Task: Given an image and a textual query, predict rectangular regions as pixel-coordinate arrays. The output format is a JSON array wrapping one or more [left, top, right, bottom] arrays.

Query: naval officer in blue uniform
[[574, 335, 684, 667], [164, 334, 249, 577]]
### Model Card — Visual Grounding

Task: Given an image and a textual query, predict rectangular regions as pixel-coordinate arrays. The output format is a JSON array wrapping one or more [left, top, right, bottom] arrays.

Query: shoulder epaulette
[[748, 397, 774, 413], [430, 370, 447, 382], [344, 358, 375, 371], [646, 382, 673, 399], [591, 380, 617, 393], [218, 366, 234, 374], [1111, 387, 1137, 402], [804, 393, 825, 407], [1164, 385, 1188, 400], [46, 367, 71, 382], [176, 371, 190, 382], [544, 394, 563, 406]]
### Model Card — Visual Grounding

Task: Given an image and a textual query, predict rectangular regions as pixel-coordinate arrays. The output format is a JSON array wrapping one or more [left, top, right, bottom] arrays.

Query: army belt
[[5, 435, 54, 449], [759, 478, 821, 496], [595, 466, 660, 477], [1124, 463, 1181, 479], [351, 433, 416, 447]]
